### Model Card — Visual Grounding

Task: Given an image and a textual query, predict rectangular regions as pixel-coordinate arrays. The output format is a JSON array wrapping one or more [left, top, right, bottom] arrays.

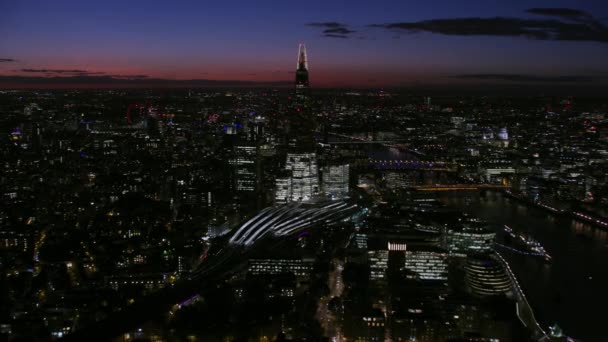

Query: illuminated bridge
[[229, 201, 358, 246], [411, 184, 508, 191], [350, 159, 460, 172]]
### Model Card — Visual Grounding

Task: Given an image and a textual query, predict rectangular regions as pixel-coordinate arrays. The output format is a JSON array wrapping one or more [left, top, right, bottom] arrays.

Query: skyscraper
[[230, 144, 257, 192], [275, 153, 319, 203], [368, 250, 389, 281], [294, 43, 310, 101], [322, 164, 350, 200], [290, 43, 315, 149]]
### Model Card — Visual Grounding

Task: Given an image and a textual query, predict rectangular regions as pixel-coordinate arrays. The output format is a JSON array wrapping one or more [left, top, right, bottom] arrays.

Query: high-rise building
[[290, 43, 316, 149], [322, 164, 349, 199], [353, 233, 368, 249], [445, 226, 495, 256], [230, 144, 257, 192], [274, 177, 292, 204], [368, 250, 389, 281], [294, 43, 310, 101], [404, 248, 448, 282], [226, 120, 262, 194], [275, 153, 319, 203]]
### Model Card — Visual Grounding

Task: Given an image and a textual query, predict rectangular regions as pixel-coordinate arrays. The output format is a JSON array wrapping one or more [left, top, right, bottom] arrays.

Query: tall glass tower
[[288, 43, 315, 151], [294, 43, 310, 101], [275, 153, 319, 203]]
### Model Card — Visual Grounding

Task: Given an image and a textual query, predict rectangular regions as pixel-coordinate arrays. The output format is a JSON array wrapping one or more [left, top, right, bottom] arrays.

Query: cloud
[[370, 8, 608, 43], [324, 27, 356, 35], [0, 58, 16, 63], [19, 68, 107, 75], [306, 22, 345, 28], [306, 22, 356, 38], [106, 74, 149, 79], [451, 74, 595, 83], [526, 8, 593, 22], [324, 34, 350, 39], [16, 69, 150, 79], [21, 68, 88, 73], [0, 75, 292, 88]]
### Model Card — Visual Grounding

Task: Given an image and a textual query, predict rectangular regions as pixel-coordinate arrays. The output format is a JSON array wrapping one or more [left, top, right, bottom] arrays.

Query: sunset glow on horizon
[[1, 0, 607, 88]]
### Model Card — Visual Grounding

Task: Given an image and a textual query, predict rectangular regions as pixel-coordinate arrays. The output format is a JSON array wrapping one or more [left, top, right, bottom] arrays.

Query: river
[[441, 191, 608, 341]]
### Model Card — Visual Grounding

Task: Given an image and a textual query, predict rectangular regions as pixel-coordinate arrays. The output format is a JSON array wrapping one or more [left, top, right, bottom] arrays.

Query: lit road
[[316, 259, 345, 341]]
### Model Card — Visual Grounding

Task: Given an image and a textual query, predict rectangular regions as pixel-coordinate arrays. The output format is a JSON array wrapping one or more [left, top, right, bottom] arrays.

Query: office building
[[322, 164, 349, 199], [446, 226, 495, 256], [404, 248, 448, 281], [465, 255, 512, 297], [368, 250, 389, 281], [275, 153, 319, 203]]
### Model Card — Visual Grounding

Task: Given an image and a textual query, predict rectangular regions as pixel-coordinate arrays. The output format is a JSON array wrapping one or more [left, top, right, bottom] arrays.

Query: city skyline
[[2, 40, 607, 340], [2, 2, 608, 341], [1, 0, 608, 89]]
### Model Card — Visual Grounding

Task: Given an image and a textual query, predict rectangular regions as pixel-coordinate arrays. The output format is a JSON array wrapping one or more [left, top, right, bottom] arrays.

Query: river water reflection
[[441, 191, 608, 341]]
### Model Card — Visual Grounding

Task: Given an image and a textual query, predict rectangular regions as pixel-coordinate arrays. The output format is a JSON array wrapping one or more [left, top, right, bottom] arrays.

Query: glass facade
[[368, 250, 389, 280], [322, 164, 349, 199], [275, 153, 319, 203], [404, 250, 448, 281], [446, 227, 495, 256], [465, 255, 512, 296]]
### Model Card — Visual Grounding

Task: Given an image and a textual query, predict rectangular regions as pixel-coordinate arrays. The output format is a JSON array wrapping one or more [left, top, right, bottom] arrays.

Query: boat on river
[[502, 225, 552, 262]]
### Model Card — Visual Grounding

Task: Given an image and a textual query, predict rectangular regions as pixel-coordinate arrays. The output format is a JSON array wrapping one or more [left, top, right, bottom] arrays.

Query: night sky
[[1, 0, 607, 88]]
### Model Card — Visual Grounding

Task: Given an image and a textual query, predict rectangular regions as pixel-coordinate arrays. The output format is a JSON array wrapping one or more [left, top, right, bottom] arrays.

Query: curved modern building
[[465, 254, 512, 297]]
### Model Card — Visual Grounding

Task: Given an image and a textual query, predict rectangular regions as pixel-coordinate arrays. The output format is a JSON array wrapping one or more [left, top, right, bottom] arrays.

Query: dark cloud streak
[[306, 22, 346, 28], [16, 69, 149, 79], [526, 8, 593, 22], [324, 27, 356, 35], [20, 68, 106, 75], [0, 75, 292, 88], [306, 22, 356, 39], [105, 74, 149, 79], [369, 8, 608, 43], [324, 34, 349, 38]]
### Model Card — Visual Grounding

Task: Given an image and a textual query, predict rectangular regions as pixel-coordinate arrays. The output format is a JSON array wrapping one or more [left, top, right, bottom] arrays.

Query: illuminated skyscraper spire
[[295, 43, 310, 100], [289, 43, 315, 150], [297, 43, 308, 71]]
